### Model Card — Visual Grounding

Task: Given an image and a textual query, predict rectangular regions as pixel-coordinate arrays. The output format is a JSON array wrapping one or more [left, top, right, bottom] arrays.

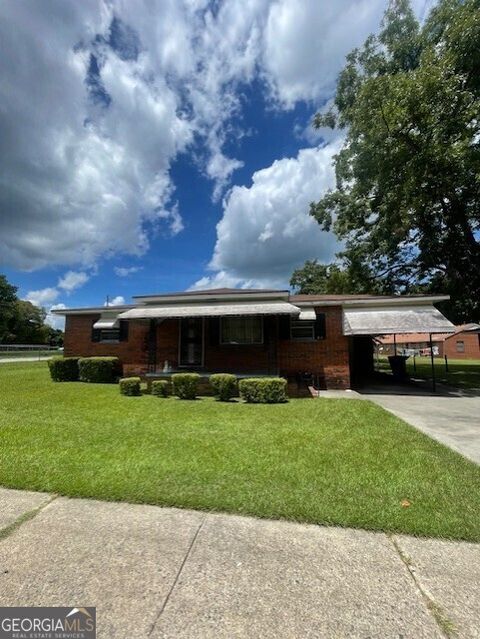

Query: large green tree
[[0, 273, 62, 344], [307, 0, 480, 322], [0, 274, 18, 342]]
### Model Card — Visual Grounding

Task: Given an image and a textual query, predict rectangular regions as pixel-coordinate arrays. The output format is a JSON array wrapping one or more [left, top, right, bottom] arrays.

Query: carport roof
[[343, 305, 455, 336]]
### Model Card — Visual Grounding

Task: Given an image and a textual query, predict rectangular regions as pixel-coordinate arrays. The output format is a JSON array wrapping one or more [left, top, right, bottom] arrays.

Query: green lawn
[[376, 356, 480, 389], [407, 357, 480, 390], [1, 362, 479, 541]]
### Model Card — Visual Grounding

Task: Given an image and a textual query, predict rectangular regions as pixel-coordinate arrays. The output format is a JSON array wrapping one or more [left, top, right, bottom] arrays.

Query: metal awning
[[298, 309, 316, 321], [118, 301, 301, 320], [343, 305, 455, 336], [93, 318, 120, 329]]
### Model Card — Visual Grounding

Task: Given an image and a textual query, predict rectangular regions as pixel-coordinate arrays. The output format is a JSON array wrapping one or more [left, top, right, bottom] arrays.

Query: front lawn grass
[[407, 357, 480, 390], [1, 362, 479, 541], [377, 355, 480, 389]]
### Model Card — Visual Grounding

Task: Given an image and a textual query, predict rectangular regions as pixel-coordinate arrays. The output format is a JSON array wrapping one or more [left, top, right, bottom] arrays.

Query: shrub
[[48, 357, 79, 382], [120, 377, 141, 396], [210, 373, 237, 401], [151, 380, 170, 397], [239, 377, 288, 404], [172, 373, 200, 399], [78, 357, 121, 383]]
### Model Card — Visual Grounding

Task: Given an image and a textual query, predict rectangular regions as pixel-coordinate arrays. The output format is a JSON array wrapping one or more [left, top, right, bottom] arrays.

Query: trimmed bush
[[151, 380, 170, 397], [239, 377, 288, 404], [78, 357, 121, 383], [210, 373, 237, 401], [120, 377, 141, 396], [172, 373, 200, 399], [48, 357, 79, 382]]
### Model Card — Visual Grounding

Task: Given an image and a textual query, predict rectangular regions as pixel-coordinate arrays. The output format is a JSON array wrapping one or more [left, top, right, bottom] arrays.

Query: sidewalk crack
[[0, 493, 58, 542], [148, 514, 207, 637], [388, 534, 458, 638]]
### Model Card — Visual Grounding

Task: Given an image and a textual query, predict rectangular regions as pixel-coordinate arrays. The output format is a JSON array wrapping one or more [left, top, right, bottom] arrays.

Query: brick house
[[54, 288, 454, 392], [376, 333, 446, 356], [442, 324, 480, 360], [377, 323, 480, 360]]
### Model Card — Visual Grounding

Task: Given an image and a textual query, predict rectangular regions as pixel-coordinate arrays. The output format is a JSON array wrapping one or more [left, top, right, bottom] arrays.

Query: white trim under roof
[[133, 291, 290, 304], [343, 305, 455, 336], [295, 295, 449, 308], [118, 301, 300, 320]]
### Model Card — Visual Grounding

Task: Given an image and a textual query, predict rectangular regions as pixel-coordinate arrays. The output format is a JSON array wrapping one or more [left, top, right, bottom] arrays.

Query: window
[[98, 328, 121, 342], [291, 319, 315, 341], [456, 340, 465, 353], [221, 316, 263, 344], [290, 313, 326, 341]]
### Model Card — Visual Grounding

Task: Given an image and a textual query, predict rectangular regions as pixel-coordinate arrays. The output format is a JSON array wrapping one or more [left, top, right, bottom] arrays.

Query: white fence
[[0, 344, 63, 360]]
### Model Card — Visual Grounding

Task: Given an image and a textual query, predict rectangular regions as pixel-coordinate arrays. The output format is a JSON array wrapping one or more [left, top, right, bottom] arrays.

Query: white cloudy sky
[[0, 0, 434, 322]]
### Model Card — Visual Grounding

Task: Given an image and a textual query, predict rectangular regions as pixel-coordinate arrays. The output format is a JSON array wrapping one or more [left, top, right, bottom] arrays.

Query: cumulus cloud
[[58, 270, 89, 292], [114, 266, 143, 277], [0, 0, 433, 275], [193, 138, 343, 289], [46, 303, 67, 331], [25, 288, 60, 308], [25, 267, 90, 313], [0, 2, 190, 271], [106, 295, 126, 305]]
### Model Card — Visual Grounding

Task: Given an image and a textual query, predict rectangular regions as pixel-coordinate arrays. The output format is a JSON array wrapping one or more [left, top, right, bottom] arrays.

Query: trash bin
[[388, 355, 409, 380]]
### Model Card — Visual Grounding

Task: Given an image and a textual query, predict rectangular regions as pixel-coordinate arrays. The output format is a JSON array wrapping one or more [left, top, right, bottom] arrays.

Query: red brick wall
[[443, 332, 480, 360], [63, 306, 351, 388], [64, 315, 149, 375], [204, 317, 272, 373], [153, 319, 180, 370], [278, 306, 350, 389]]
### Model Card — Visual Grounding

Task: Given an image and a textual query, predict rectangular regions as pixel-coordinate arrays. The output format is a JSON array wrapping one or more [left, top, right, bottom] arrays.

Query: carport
[[343, 297, 455, 391]]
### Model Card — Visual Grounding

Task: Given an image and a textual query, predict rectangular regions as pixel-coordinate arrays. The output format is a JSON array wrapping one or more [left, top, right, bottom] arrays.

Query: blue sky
[[0, 0, 433, 326]]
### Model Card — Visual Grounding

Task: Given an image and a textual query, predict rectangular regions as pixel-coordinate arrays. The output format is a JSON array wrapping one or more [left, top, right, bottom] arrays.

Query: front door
[[179, 318, 204, 367]]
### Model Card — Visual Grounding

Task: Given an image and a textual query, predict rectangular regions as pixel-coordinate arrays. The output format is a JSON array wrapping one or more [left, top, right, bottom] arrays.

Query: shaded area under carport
[[344, 304, 455, 392]]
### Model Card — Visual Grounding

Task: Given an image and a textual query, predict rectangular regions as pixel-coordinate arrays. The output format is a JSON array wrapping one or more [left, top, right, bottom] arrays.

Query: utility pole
[[105, 295, 110, 307]]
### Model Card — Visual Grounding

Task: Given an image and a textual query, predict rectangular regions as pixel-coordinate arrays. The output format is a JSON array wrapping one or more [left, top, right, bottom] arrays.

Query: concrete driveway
[[1, 488, 479, 638], [358, 384, 480, 464]]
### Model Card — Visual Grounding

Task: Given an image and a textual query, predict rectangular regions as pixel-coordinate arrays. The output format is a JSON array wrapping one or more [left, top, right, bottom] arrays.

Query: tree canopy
[[0, 273, 63, 344], [299, 0, 480, 322]]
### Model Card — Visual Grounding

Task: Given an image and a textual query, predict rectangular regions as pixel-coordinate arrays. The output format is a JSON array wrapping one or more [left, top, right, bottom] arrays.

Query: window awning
[[343, 305, 455, 336], [118, 301, 301, 320], [92, 318, 120, 329], [298, 309, 316, 321]]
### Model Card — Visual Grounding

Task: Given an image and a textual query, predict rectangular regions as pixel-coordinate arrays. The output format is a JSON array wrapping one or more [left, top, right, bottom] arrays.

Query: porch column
[[147, 319, 157, 371], [267, 315, 279, 375]]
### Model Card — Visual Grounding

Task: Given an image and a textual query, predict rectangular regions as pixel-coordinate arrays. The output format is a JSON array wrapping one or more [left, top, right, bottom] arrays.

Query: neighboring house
[[376, 333, 447, 357], [442, 324, 480, 360], [377, 323, 480, 359], [53, 288, 454, 392]]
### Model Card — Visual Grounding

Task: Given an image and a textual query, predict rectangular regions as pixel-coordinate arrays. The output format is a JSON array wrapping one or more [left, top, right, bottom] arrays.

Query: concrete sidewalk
[[0, 488, 479, 638]]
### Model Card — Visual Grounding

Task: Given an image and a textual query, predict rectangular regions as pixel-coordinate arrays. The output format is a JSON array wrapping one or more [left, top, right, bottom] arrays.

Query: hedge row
[[48, 356, 120, 383], [119, 377, 141, 396], [48, 358, 288, 403], [238, 378, 288, 403], [48, 357, 80, 382], [120, 373, 287, 403]]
